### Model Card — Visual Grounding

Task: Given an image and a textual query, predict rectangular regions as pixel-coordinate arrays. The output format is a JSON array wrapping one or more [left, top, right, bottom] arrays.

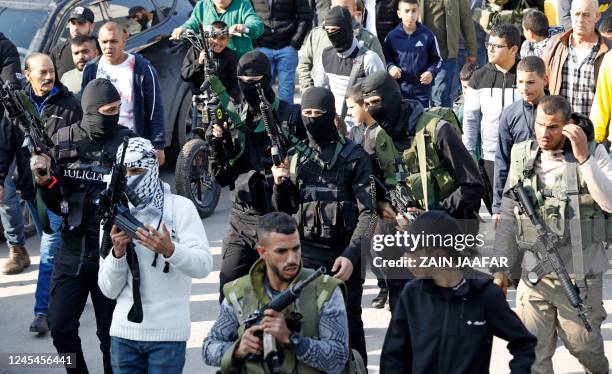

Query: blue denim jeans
[[259, 45, 299, 103], [0, 160, 26, 246], [111, 337, 186, 374], [33, 209, 61, 316], [431, 58, 457, 107]]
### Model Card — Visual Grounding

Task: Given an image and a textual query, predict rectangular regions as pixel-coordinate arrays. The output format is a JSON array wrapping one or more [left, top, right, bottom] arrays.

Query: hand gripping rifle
[[372, 176, 420, 222], [507, 181, 591, 332], [96, 137, 146, 323], [0, 78, 54, 176], [255, 83, 287, 167], [97, 137, 146, 258], [243, 266, 326, 372]]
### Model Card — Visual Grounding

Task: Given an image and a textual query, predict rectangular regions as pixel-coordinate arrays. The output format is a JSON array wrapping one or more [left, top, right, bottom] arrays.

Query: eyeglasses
[[485, 42, 509, 51]]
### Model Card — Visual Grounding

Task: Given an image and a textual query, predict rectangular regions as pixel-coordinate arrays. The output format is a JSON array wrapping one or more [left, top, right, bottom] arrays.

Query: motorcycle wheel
[[175, 138, 221, 218]]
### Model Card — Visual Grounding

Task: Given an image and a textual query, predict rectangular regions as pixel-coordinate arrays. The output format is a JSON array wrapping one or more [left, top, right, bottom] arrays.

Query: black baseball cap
[[69, 6, 95, 24]]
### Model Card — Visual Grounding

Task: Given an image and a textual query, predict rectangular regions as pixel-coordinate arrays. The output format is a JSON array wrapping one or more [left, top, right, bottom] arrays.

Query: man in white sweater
[[98, 137, 213, 373]]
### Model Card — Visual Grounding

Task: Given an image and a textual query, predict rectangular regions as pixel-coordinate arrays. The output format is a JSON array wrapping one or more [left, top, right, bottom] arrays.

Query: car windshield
[[0, 2, 50, 65]]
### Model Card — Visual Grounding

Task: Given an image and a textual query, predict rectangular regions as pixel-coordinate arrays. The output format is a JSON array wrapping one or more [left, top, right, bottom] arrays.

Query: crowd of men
[[0, 0, 611, 372]]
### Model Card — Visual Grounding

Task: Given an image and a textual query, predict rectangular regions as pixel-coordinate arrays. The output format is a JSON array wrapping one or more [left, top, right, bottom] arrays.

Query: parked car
[[0, 0, 196, 166]]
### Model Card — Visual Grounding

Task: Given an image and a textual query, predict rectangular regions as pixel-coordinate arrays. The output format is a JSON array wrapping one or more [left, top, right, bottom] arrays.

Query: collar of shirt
[[337, 38, 359, 58]]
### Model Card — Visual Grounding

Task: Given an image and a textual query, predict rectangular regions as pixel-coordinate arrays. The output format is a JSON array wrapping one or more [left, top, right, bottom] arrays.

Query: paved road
[[0, 170, 610, 373]]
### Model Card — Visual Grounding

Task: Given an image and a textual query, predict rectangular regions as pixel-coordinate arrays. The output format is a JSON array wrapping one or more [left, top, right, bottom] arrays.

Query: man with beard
[[60, 35, 99, 98], [313, 6, 384, 127], [359, 71, 484, 310], [127, 6, 162, 31], [203, 212, 350, 373], [270, 86, 374, 363], [30, 78, 135, 373], [206, 50, 304, 299], [50, 6, 98, 80]]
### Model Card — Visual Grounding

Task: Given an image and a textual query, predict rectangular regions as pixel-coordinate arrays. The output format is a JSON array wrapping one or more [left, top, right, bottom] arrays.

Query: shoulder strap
[[566, 151, 586, 297], [415, 113, 439, 210], [341, 48, 367, 118]]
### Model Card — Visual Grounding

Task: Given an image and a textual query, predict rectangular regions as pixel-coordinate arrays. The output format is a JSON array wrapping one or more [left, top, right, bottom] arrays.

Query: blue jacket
[[383, 22, 442, 107], [493, 99, 536, 213], [81, 54, 165, 149]]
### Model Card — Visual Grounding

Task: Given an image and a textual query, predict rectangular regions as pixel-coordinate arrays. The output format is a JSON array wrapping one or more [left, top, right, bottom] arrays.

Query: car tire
[[166, 92, 193, 169], [175, 138, 221, 218]]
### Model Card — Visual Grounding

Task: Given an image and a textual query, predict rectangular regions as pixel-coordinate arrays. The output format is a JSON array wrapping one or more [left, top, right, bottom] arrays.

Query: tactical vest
[[371, 126, 401, 187], [508, 140, 611, 250], [476, 0, 535, 34], [401, 108, 462, 209], [53, 125, 132, 232], [289, 137, 360, 247], [220, 260, 343, 374]]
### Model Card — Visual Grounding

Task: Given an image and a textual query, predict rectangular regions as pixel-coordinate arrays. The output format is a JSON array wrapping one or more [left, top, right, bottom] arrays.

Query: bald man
[[297, 0, 384, 92], [82, 22, 166, 165], [542, 0, 611, 116]]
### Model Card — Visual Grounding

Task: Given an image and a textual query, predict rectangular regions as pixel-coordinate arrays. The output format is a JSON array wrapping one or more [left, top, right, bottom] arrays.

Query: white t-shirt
[[96, 54, 136, 130]]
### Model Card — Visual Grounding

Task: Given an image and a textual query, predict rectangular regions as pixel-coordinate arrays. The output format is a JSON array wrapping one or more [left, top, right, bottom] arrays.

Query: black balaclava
[[324, 6, 354, 53], [81, 78, 121, 139], [362, 70, 405, 136], [301, 87, 339, 146], [236, 50, 274, 109]]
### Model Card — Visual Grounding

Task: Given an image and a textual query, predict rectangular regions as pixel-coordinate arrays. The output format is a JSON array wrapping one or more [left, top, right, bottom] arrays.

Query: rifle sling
[[565, 152, 587, 298]]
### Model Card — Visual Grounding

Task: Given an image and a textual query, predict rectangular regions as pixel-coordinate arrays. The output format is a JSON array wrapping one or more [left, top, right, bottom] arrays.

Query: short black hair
[[538, 95, 571, 122], [600, 15, 612, 34], [257, 212, 297, 246], [459, 63, 479, 81], [345, 83, 364, 104], [522, 9, 549, 37], [71, 34, 97, 47], [517, 56, 546, 77], [489, 24, 522, 49], [211, 20, 228, 30], [398, 0, 419, 8]]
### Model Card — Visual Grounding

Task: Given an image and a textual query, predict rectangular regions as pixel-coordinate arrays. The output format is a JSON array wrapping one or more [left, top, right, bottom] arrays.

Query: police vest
[[508, 139, 611, 250], [220, 260, 343, 374], [289, 137, 360, 246], [401, 108, 462, 209]]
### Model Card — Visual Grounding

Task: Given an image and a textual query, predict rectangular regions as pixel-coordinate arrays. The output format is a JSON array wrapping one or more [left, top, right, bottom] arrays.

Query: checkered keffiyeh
[[559, 36, 599, 117], [117, 137, 164, 212]]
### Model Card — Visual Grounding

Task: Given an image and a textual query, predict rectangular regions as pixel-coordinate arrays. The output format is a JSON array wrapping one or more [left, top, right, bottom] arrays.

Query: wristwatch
[[289, 332, 302, 351]]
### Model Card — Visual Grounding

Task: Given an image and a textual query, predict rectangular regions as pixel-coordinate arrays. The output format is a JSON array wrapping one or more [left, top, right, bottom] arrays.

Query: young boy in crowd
[[383, 0, 441, 108], [170, 0, 264, 59], [454, 63, 479, 125], [380, 211, 537, 373], [520, 9, 557, 58], [181, 20, 241, 103]]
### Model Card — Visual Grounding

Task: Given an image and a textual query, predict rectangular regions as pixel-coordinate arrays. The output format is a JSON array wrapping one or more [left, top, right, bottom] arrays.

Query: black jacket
[[181, 46, 241, 103], [251, 0, 312, 50], [23, 82, 83, 139], [381, 278, 536, 373], [374, 0, 399, 46], [209, 100, 305, 215], [0, 32, 21, 84], [39, 125, 135, 260], [271, 137, 375, 265]]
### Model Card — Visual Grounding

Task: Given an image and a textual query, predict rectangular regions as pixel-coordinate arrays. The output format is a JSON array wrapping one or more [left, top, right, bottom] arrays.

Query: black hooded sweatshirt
[[381, 277, 537, 373]]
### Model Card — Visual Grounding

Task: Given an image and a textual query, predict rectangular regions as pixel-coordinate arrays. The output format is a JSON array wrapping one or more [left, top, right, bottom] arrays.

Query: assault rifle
[[507, 181, 591, 332], [244, 266, 326, 372], [372, 176, 420, 222], [0, 78, 54, 176], [97, 137, 146, 259], [256, 83, 287, 167]]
